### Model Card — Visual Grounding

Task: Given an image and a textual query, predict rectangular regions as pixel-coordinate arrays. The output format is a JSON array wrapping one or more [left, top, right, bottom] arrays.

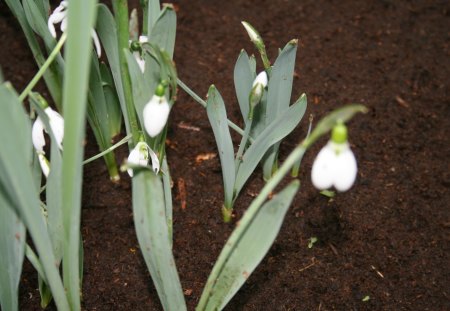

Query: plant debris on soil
[[1, 0, 449, 310]]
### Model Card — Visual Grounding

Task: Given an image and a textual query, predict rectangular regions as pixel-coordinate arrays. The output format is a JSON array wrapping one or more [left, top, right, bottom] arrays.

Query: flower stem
[[19, 33, 67, 102], [177, 78, 253, 142], [112, 0, 140, 146], [83, 134, 132, 165]]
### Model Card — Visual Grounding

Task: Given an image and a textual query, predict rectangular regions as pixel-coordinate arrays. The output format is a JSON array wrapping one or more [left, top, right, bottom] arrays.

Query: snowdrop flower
[[143, 84, 170, 137], [130, 35, 149, 73], [242, 21, 263, 47], [248, 71, 268, 119], [127, 141, 160, 177], [251, 71, 268, 100], [32, 107, 64, 154], [311, 123, 357, 192], [48, 1, 102, 57]]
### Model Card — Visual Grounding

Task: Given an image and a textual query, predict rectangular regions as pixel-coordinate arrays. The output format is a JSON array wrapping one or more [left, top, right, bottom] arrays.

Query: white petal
[[48, 11, 65, 37], [332, 147, 357, 192], [60, 17, 67, 33], [147, 147, 160, 174], [91, 29, 102, 58], [139, 35, 148, 43], [253, 71, 268, 88], [311, 143, 336, 190], [38, 153, 50, 178], [127, 142, 149, 177], [32, 117, 46, 154], [45, 107, 64, 151], [143, 95, 170, 137], [133, 51, 145, 73], [242, 21, 260, 43]]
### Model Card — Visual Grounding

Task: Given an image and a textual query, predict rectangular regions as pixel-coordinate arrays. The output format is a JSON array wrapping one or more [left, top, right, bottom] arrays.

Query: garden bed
[[1, 0, 448, 310]]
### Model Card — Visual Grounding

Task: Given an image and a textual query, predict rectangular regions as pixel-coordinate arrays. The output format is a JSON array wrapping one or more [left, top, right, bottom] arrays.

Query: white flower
[[311, 141, 357, 192], [32, 107, 64, 154], [38, 153, 50, 178], [242, 21, 262, 45], [143, 94, 170, 138], [48, 1, 102, 57], [252, 71, 268, 98], [127, 141, 160, 177], [131, 35, 149, 73]]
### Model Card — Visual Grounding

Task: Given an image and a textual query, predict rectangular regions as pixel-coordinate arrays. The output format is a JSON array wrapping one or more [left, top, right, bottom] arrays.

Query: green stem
[[112, 0, 140, 146], [177, 78, 252, 142], [291, 114, 313, 177], [234, 118, 253, 174], [19, 33, 67, 102], [141, 0, 149, 34], [83, 134, 132, 165]]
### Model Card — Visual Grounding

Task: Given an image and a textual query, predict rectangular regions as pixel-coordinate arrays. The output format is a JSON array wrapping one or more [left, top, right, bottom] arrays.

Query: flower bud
[[143, 92, 170, 137]]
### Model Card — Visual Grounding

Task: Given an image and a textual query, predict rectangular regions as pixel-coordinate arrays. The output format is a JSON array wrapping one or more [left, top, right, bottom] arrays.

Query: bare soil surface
[[1, 0, 449, 310]]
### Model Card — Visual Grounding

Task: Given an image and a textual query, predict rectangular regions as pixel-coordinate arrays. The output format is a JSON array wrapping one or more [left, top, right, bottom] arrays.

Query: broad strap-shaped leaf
[[197, 180, 300, 311], [132, 171, 187, 311], [96, 4, 127, 127], [147, 0, 161, 34], [4, 0, 62, 104], [0, 84, 69, 310], [234, 94, 307, 198], [234, 50, 256, 123], [149, 5, 176, 59], [100, 62, 123, 137], [0, 198, 25, 311], [23, 0, 57, 49], [262, 40, 298, 179], [31, 99, 64, 263], [61, 0, 98, 308], [206, 85, 236, 209], [266, 39, 297, 123]]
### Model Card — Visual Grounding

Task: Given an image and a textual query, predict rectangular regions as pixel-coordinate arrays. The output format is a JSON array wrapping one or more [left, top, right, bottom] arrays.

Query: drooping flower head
[[127, 141, 160, 177], [48, 0, 102, 57], [130, 35, 149, 73], [32, 107, 64, 154], [143, 83, 170, 138], [311, 122, 357, 192]]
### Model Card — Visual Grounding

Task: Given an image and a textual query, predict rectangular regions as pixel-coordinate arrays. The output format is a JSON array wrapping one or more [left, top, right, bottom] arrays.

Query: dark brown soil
[[1, 0, 449, 310]]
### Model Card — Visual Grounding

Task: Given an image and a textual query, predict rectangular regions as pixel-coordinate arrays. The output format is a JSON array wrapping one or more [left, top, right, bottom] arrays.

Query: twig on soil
[[298, 257, 317, 273], [395, 95, 410, 108]]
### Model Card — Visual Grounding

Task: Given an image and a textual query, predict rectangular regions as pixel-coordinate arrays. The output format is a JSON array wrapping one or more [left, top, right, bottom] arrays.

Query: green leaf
[[0, 200, 25, 311], [8, 0, 63, 106], [61, 1, 98, 308], [161, 157, 173, 245], [96, 4, 128, 128], [125, 49, 152, 129], [23, 0, 56, 49], [197, 180, 300, 311], [147, 0, 161, 34], [234, 50, 255, 123], [206, 85, 236, 209], [100, 63, 123, 137], [0, 84, 69, 310], [234, 94, 307, 198], [132, 171, 186, 311], [149, 5, 176, 59], [30, 97, 64, 263], [263, 39, 298, 179]]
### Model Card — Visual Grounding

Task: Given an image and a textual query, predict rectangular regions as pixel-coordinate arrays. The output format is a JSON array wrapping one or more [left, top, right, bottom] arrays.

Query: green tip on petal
[[155, 84, 165, 97], [331, 122, 348, 144]]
